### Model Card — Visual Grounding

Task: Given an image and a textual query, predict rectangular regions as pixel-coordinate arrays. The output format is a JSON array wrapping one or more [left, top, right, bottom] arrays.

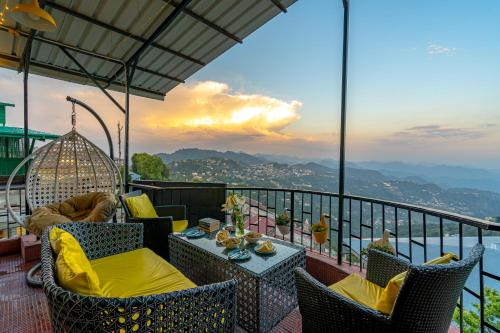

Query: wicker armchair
[[119, 190, 187, 260], [295, 244, 484, 333], [41, 222, 238, 333]]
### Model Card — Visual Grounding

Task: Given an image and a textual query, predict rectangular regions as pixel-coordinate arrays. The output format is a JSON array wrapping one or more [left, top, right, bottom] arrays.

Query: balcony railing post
[[290, 190, 295, 244], [337, 0, 349, 266]]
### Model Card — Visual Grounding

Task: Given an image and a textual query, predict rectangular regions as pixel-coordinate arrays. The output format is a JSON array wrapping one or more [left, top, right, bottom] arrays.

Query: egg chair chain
[[71, 101, 76, 131]]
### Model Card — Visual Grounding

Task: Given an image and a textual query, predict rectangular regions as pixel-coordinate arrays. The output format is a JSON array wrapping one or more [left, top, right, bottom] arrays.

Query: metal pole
[[290, 190, 295, 243], [337, 0, 349, 265], [23, 32, 34, 218], [124, 64, 130, 192]]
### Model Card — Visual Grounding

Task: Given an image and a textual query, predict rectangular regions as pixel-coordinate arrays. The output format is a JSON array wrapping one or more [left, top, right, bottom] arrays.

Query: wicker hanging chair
[[5, 106, 122, 228], [4, 98, 122, 288]]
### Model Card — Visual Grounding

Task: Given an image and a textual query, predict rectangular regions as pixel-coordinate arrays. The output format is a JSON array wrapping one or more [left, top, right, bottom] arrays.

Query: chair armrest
[[155, 205, 186, 220], [366, 249, 410, 287], [42, 278, 238, 332], [127, 217, 173, 261], [295, 267, 391, 332], [54, 222, 143, 260]]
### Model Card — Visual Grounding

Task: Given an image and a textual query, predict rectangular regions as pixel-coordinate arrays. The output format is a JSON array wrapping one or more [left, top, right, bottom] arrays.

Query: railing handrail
[[130, 183, 227, 191], [227, 186, 500, 232]]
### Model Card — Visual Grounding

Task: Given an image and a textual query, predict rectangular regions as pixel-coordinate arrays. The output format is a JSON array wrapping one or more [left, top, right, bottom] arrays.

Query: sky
[[0, 0, 499, 168]]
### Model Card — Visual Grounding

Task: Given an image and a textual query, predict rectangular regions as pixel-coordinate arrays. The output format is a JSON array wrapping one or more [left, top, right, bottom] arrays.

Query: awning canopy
[[0, 126, 59, 140], [0, 0, 296, 100]]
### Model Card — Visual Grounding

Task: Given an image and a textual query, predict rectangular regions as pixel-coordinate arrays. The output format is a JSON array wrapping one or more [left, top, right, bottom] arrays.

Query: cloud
[[427, 43, 456, 56], [1, 69, 337, 158], [140, 81, 302, 139], [387, 125, 484, 143], [125, 81, 340, 156]]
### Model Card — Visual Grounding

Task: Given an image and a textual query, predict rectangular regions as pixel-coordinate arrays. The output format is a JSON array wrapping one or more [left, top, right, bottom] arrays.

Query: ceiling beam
[[107, 0, 192, 86], [44, 1, 205, 66], [0, 53, 165, 99], [269, 0, 287, 13], [167, 0, 242, 44], [0, 25, 185, 83]]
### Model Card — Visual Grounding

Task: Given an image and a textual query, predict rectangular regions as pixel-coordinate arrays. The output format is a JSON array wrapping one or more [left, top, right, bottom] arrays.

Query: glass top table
[[169, 229, 306, 333]]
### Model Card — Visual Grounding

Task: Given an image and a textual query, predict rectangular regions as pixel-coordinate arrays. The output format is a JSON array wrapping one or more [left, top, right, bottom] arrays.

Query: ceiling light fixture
[[10, 0, 56, 32]]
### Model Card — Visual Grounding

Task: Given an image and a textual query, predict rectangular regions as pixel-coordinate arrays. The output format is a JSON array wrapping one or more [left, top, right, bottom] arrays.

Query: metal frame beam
[[124, 66, 130, 192], [337, 0, 349, 265], [0, 25, 185, 84], [22, 31, 34, 217], [270, 0, 287, 13], [0, 53, 164, 100], [59, 46, 126, 113], [167, 0, 242, 44], [44, 1, 205, 66], [107, 0, 193, 86]]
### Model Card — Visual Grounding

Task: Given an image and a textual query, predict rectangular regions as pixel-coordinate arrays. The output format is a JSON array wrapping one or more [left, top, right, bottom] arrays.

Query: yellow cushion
[[125, 194, 158, 218], [375, 252, 458, 314], [54, 229, 102, 296], [49, 227, 67, 254], [424, 252, 458, 265], [90, 248, 196, 298], [173, 219, 189, 233], [329, 273, 384, 310]]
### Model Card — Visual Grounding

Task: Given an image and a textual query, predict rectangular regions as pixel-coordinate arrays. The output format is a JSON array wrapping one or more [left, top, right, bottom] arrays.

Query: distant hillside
[[157, 148, 266, 165], [164, 154, 500, 219], [352, 161, 500, 193], [267, 156, 500, 194]]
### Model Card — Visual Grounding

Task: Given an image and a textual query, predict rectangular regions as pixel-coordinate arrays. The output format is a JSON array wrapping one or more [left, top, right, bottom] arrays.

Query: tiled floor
[[0, 254, 301, 333]]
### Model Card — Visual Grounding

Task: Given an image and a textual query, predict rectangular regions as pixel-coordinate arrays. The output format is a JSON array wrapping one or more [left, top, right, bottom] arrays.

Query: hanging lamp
[[10, 0, 57, 32]]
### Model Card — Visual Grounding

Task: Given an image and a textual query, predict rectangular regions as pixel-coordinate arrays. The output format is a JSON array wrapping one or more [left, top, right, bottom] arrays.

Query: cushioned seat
[[124, 193, 189, 233], [27, 192, 117, 235], [328, 252, 459, 314], [42, 223, 238, 332], [173, 219, 189, 233], [91, 248, 196, 298], [329, 273, 384, 310]]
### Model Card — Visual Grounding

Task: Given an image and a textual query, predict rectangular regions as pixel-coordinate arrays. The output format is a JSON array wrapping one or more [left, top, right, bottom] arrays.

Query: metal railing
[[0, 186, 25, 239], [227, 187, 500, 333]]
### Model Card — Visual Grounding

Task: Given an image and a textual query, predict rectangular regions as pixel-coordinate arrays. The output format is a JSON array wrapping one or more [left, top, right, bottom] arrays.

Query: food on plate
[[245, 231, 262, 238], [216, 230, 230, 243], [223, 237, 240, 249], [243, 231, 262, 243], [257, 240, 274, 253]]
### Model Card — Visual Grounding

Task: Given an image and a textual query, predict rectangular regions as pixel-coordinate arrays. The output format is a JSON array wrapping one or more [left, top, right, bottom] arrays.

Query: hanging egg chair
[[4, 98, 122, 288], [5, 99, 122, 228]]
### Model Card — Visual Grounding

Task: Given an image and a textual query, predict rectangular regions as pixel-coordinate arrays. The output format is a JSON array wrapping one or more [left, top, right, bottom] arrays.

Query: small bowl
[[223, 237, 241, 249], [244, 232, 263, 244]]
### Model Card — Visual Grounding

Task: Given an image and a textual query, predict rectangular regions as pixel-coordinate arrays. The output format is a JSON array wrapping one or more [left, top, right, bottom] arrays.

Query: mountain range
[[156, 148, 500, 219]]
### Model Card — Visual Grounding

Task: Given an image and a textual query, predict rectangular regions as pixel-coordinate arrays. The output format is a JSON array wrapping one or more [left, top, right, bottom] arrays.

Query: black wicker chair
[[119, 190, 187, 260], [41, 222, 238, 333], [295, 244, 484, 333]]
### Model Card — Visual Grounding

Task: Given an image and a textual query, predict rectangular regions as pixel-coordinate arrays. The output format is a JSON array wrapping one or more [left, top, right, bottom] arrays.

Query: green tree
[[452, 287, 499, 332], [131, 153, 169, 180]]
